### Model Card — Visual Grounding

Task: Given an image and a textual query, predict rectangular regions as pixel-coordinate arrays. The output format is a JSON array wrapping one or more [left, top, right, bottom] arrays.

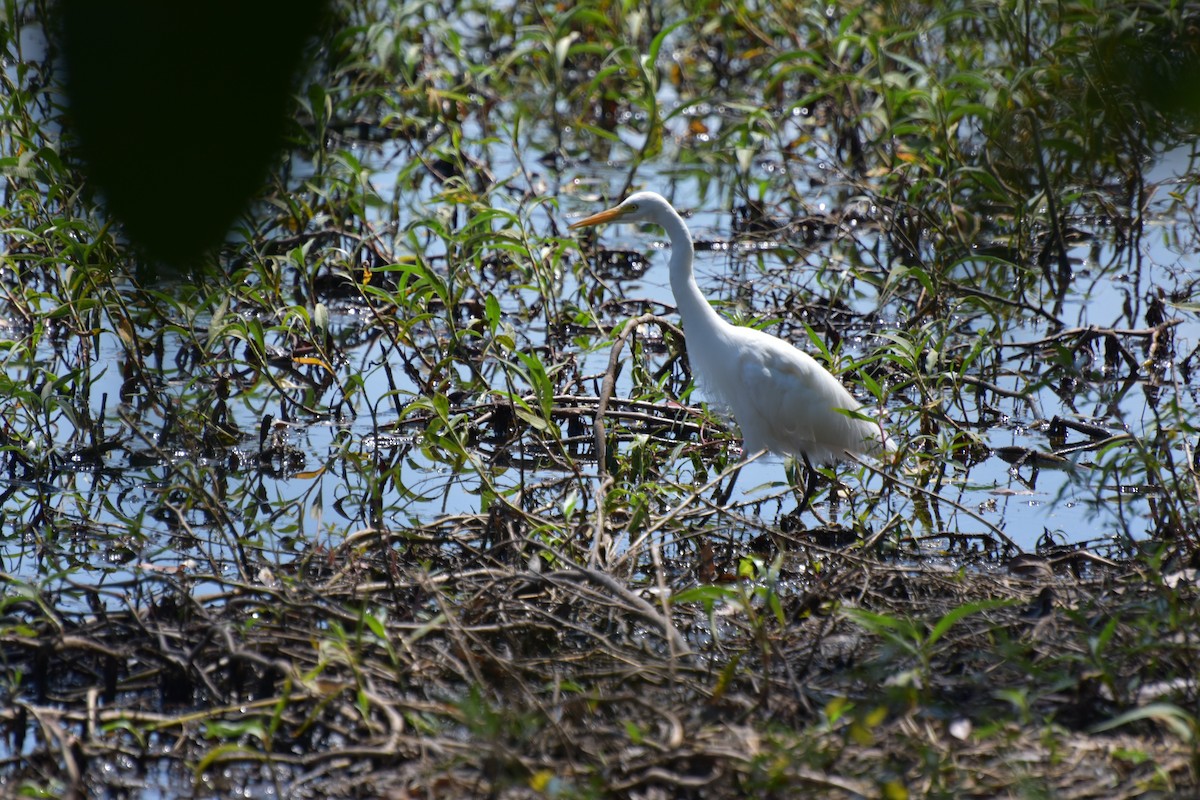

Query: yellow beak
[[569, 205, 628, 229]]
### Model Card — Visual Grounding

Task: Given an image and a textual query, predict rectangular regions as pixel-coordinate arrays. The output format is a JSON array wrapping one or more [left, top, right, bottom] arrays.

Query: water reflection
[[3, 3, 1200, 607]]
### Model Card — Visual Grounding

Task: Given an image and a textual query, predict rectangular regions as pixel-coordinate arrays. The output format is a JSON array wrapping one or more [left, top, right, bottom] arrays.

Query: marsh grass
[[2, 0, 1200, 796]]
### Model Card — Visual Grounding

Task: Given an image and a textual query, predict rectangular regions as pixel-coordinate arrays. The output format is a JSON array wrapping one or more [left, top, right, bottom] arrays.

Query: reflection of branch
[[850, 452, 1022, 553], [510, 527, 691, 661], [959, 374, 1038, 400], [590, 313, 684, 568], [1024, 111, 1071, 307], [611, 450, 765, 574], [1005, 322, 1180, 344], [117, 409, 253, 581], [950, 280, 1064, 327], [474, 393, 712, 455], [593, 313, 684, 477], [546, 564, 691, 657], [1169, 367, 1200, 517]]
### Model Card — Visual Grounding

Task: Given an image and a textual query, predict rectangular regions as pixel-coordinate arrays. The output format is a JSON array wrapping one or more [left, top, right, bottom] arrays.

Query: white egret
[[570, 191, 892, 508]]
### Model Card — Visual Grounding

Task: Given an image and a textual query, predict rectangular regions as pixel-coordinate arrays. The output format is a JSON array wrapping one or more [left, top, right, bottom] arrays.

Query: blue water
[[3, 112, 1197, 606]]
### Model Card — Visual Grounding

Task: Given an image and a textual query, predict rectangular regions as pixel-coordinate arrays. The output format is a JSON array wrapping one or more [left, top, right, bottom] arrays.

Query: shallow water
[[3, 11, 1199, 619], [7, 139, 1195, 609]]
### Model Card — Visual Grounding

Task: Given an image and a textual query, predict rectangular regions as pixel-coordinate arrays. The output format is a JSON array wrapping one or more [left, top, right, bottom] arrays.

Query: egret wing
[[730, 330, 870, 461]]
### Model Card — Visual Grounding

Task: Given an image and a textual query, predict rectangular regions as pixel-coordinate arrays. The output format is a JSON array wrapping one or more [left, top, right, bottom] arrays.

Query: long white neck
[[657, 207, 726, 335]]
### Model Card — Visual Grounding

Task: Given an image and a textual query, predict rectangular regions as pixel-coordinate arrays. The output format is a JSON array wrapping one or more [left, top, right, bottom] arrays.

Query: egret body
[[571, 191, 891, 500]]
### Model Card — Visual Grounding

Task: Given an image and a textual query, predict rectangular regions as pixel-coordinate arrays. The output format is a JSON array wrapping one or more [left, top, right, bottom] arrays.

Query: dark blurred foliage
[[1091, 8, 1200, 141], [58, 1, 330, 268]]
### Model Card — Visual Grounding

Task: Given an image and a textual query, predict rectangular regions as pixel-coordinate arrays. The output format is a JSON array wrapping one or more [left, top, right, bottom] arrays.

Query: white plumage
[[571, 191, 892, 470]]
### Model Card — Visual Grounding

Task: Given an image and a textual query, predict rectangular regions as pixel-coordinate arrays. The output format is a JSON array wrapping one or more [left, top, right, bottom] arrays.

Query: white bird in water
[[570, 191, 893, 509]]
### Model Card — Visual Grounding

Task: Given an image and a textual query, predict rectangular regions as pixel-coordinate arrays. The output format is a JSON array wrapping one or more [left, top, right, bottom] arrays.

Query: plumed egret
[[570, 191, 892, 508]]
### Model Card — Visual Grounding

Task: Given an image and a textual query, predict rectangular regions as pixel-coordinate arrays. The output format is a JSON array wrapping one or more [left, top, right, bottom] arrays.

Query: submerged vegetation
[[2, 0, 1200, 796]]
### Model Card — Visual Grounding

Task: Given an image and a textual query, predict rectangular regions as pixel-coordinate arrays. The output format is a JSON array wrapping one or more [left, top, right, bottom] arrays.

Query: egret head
[[569, 191, 672, 230]]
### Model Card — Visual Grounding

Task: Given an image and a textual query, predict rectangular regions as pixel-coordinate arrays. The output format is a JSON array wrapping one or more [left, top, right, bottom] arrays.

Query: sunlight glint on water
[[5, 112, 1196, 602]]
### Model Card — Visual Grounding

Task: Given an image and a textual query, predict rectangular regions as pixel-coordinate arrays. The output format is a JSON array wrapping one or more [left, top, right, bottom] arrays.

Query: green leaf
[[362, 608, 388, 640], [672, 585, 738, 607], [193, 743, 263, 777], [515, 350, 555, 421], [1091, 614, 1120, 656], [513, 403, 550, 432], [484, 293, 501, 331], [927, 598, 1017, 648], [1090, 703, 1195, 741], [767, 589, 784, 626], [553, 32, 579, 70], [203, 717, 267, 742]]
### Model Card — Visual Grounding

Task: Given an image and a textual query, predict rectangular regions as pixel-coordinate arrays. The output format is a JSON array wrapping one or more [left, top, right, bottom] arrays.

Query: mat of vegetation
[[2, 0, 1199, 797], [5, 533, 1198, 798]]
